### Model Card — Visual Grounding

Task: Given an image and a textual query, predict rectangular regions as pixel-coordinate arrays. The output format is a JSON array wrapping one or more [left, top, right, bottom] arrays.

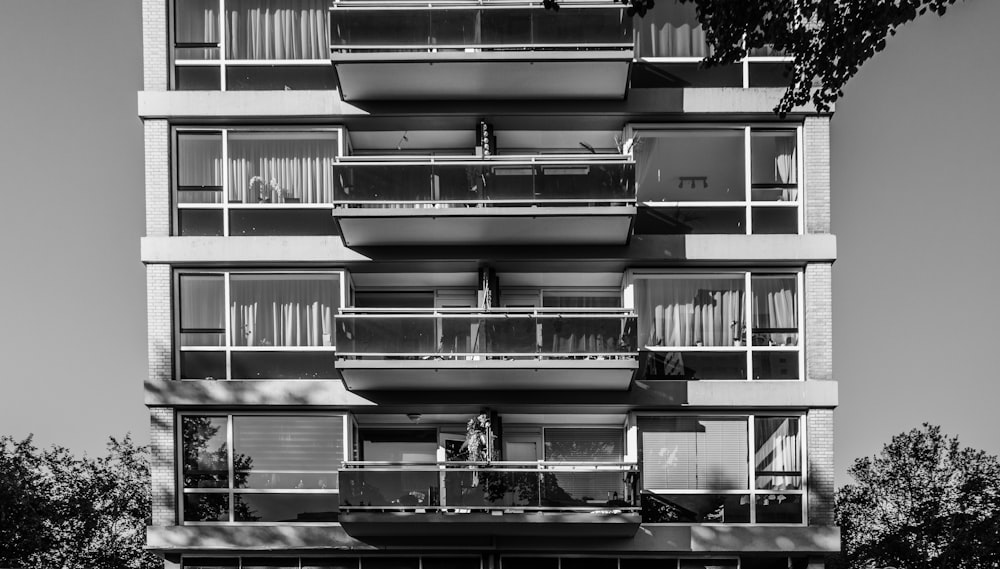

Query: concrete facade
[[141, 3, 839, 568]]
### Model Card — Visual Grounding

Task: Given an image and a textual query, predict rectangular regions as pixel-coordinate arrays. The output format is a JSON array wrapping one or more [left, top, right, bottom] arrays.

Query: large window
[[176, 271, 346, 380], [629, 272, 801, 380], [634, 0, 792, 89], [175, 129, 341, 236], [638, 415, 804, 524], [632, 127, 801, 235], [181, 414, 346, 523], [172, 0, 335, 90]]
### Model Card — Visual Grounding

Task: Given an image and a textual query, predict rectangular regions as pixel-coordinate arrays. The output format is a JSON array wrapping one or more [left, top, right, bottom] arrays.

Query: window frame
[[622, 269, 804, 381], [172, 127, 345, 236], [174, 269, 349, 380], [177, 412, 350, 525], [633, 411, 808, 526], [625, 124, 804, 235]]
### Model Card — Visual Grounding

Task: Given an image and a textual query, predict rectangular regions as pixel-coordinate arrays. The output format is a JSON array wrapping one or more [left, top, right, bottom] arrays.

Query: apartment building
[[140, 1, 839, 568]]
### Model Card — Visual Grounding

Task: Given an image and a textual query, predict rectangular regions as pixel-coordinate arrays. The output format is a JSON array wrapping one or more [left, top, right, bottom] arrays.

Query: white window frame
[[174, 269, 349, 380], [623, 269, 805, 382], [177, 412, 349, 526], [624, 124, 804, 235], [633, 411, 808, 526], [173, 127, 345, 236]]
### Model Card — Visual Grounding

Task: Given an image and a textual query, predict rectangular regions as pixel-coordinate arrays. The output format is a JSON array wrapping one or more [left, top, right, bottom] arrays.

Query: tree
[[0, 435, 161, 569], [836, 423, 1000, 569], [546, 0, 964, 115]]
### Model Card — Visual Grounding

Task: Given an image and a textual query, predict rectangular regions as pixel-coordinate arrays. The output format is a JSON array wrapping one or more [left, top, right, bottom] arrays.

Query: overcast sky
[[0, 0, 997, 487]]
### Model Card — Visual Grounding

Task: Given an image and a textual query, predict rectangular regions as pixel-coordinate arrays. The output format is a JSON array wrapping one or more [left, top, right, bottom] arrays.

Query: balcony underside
[[337, 360, 637, 391], [333, 52, 632, 100], [335, 206, 636, 247], [339, 511, 641, 538]]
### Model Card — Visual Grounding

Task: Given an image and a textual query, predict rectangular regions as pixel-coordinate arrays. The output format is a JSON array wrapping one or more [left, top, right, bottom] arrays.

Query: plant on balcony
[[463, 412, 496, 463]]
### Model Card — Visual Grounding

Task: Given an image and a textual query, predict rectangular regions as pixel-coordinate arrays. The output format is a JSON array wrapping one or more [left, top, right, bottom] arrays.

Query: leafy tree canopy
[[835, 423, 1000, 569], [546, 0, 963, 115], [0, 435, 160, 569]]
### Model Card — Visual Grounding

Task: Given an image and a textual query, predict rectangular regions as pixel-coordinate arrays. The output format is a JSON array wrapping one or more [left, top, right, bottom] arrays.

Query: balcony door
[[504, 433, 543, 461]]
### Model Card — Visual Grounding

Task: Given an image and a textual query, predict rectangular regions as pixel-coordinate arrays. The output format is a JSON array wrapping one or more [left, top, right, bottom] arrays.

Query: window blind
[[639, 417, 748, 490]]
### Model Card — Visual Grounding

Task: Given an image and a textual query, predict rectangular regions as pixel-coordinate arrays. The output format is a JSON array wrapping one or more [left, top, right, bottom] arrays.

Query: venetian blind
[[638, 417, 748, 490]]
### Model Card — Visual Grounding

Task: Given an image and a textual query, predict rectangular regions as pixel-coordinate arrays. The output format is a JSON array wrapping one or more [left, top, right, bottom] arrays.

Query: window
[[176, 271, 345, 380], [632, 127, 801, 235], [181, 414, 345, 523], [173, 0, 335, 90], [638, 415, 804, 524], [629, 271, 801, 381], [175, 129, 341, 236]]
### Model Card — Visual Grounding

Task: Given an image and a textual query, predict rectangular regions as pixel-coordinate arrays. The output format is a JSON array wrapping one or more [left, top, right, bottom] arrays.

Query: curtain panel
[[754, 417, 800, 490], [636, 278, 745, 347], [230, 277, 337, 347], [226, 0, 329, 60], [228, 136, 336, 204]]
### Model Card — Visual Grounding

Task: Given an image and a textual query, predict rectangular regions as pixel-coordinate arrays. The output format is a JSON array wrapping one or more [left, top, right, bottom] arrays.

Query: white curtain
[[178, 135, 223, 203], [226, 0, 329, 60], [754, 417, 800, 490], [230, 277, 335, 347], [775, 135, 798, 201], [636, 278, 745, 347], [228, 136, 335, 204], [751, 277, 797, 345]]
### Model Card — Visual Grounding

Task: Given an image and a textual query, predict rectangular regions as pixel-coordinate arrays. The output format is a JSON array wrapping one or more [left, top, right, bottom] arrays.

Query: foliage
[[835, 423, 1000, 569], [463, 412, 497, 463], [0, 434, 160, 569], [546, 0, 963, 115]]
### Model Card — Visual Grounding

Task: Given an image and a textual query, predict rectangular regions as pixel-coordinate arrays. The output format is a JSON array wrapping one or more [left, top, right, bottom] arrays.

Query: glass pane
[[637, 0, 710, 57], [621, 560, 679, 569], [630, 62, 743, 88], [361, 559, 419, 569], [234, 493, 340, 522], [302, 559, 360, 569], [226, 0, 329, 60], [182, 416, 229, 488], [231, 351, 339, 380], [751, 276, 798, 346], [233, 416, 343, 490], [562, 559, 619, 569], [639, 417, 748, 490], [226, 65, 338, 90], [422, 558, 482, 569], [755, 493, 802, 523], [751, 131, 797, 186], [230, 274, 340, 347], [175, 0, 219, 44], [340, 469, 440, 509], [183, 493, 229, 522], [242, 559, 300, 569], [179, 275, 225, 341], [178, 209, 224, 236], [500, 559, 558, 569], [680, 561, 738, 569], [641, 492, 750, 523], [183, 558, 239, 569], [635, 206, 745, 235], [229, 209, 338, 236], [639, 351, 747, 381], [176, 66, 221, 90], [228, 132, 337, 205], [179, 351, 227, 380], [752, 352, 799, 380], [754, 417, 800, 490], [634, 277, 745, 347], [636, 131, 745, 202], [178, 133, 223, 189], [176, 46, 220, 60], [749, 62, 794, 87], [751, 208, 798, 234]]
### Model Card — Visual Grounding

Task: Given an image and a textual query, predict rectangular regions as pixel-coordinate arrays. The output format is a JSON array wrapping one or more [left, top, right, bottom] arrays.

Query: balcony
[[338, 461, 640, 536], [333, 156, 636, 246], [334, 308, 638, 390], [329, 1, 633, 100]]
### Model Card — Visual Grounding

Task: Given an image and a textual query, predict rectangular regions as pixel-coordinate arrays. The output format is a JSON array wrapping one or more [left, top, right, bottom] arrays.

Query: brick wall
[[805, 262, 833, 381], [147, 264, 172, 382], [145, 120, 170, 237], [807, 409, 835, 526], [149, 407, 176, 526], [804, 116, 831, 234], [142, 0, 167, 91]]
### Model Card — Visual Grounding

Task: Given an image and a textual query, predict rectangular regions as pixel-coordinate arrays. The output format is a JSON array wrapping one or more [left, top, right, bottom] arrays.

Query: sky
[[0, 0, 997, 488]]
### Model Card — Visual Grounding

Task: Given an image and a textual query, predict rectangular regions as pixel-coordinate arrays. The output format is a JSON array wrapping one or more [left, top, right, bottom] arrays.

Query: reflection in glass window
[[635, 276, 745, 348], [636, 131, 745, 202], [230, 274, 340, 348]]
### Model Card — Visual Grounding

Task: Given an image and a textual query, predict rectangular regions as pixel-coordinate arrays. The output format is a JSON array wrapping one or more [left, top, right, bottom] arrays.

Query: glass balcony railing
[[339, 461, 640, 513], [333, 158, 636, 208], [335, 308, 637, 359], [330, 5, 633, 52]]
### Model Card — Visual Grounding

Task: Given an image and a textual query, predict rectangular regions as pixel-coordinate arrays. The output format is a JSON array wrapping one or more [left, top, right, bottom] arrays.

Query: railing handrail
[[337, 307, 635, 315], [331, 0, 625, 10], [334, 154, 634, 164], [332, 199, 637, 206], [342, 460, 640, 469]]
